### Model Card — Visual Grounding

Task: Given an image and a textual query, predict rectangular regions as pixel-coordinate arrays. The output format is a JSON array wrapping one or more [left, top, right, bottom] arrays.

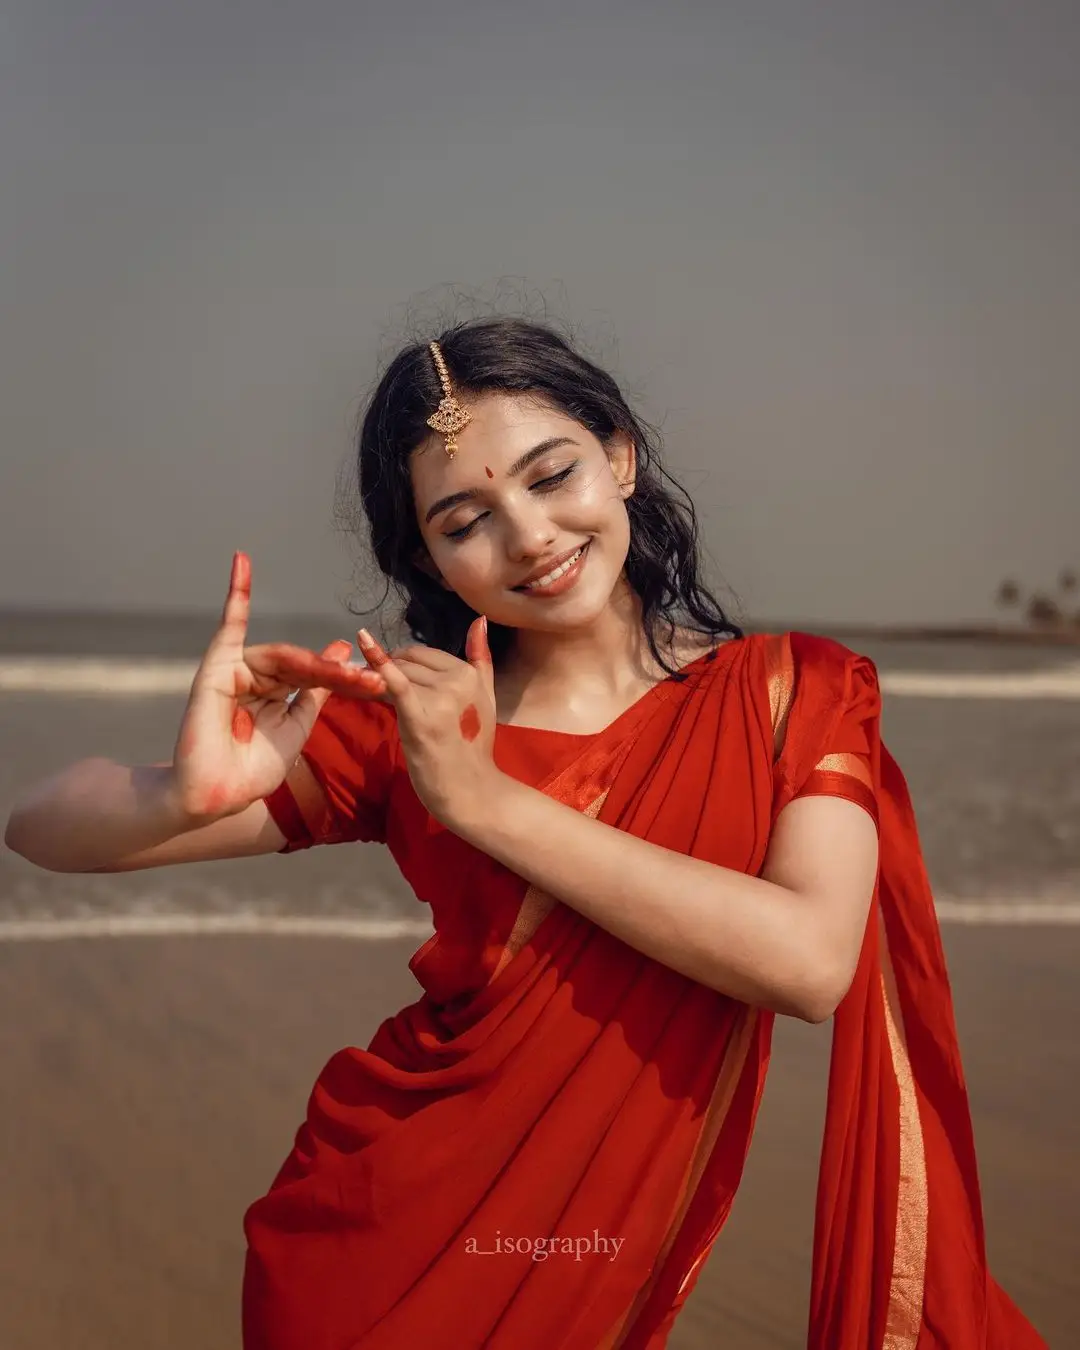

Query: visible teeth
[[522, 546, 584, 589]]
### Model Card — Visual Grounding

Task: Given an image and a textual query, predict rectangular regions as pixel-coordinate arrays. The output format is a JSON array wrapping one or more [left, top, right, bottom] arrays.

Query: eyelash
[[445, 465, 578, 541]]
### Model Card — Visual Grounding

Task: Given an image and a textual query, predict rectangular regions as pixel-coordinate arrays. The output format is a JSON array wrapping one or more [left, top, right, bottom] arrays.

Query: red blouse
[[262, 636, 878, 1007]]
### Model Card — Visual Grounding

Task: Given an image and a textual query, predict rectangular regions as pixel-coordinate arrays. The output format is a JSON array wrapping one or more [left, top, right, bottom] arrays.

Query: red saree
[[244, 630, 1045, 1348]]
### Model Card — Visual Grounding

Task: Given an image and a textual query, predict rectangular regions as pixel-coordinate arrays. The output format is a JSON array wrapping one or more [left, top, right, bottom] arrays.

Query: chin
[[505, 583, 623, 635], [472, 537, 628, 629]]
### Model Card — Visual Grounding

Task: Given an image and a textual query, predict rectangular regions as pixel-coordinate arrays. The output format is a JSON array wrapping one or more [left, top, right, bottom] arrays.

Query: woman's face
[[410, 391, 636, 634]]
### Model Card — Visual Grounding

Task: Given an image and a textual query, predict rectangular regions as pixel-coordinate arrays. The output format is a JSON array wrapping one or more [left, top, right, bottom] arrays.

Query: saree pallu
[[243, 631, 1045, 1349]]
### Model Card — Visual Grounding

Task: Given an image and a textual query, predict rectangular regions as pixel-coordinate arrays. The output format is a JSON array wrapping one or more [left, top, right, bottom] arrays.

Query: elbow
[[4, 814, 65, 871], [795, 961, 858, 1024], [3, 811, 28, 858], [797, 993, 838, 1026]]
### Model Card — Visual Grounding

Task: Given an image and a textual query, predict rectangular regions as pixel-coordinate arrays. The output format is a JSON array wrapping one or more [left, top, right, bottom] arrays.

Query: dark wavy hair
[[338, 315, 744, 678]]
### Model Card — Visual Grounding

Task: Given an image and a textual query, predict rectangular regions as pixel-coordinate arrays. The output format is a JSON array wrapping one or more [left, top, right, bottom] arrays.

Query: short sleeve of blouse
[[794, 701, 878, 830], [768, 633, 880, 833], [263, 694, 398, 851]]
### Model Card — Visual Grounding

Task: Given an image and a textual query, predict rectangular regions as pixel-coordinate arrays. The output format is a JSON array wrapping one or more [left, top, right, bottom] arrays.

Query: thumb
[[464, 615, 496, 706]]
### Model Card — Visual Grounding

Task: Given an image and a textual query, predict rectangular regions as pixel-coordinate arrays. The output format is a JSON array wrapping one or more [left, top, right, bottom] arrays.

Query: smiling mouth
[[512, 542, 589, 591]]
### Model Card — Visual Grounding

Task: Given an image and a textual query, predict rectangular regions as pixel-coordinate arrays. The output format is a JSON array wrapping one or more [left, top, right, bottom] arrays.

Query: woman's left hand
[[355, 616, 502, 827]]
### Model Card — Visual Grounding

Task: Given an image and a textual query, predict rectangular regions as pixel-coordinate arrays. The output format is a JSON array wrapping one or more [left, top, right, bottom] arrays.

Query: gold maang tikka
[[425, 341, 472, 459]]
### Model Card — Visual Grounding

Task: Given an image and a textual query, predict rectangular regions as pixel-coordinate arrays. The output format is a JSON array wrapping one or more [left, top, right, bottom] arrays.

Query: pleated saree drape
[[243, 631, 1045, 1349]]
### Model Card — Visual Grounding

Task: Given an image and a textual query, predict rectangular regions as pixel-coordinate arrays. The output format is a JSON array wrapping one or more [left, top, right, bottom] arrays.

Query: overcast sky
[[1, 0, 1076, 627]]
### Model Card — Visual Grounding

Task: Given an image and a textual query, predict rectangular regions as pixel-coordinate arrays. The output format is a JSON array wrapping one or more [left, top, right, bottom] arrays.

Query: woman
[[239, 318, 1046, 1347], [6, 316, 1044, 1347]]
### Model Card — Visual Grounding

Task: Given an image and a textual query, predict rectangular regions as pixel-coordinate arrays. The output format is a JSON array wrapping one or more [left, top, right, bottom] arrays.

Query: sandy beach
[[2, 625, 1077, 1347], [1, 927, 1073, 1348]]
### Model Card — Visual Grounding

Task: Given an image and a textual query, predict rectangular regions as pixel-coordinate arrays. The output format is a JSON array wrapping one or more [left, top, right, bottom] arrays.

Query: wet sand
[[0, 925, 1071, 1349]]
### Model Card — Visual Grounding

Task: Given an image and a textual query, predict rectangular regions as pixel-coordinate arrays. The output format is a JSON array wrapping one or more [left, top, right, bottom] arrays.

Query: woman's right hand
[[170, 551, 387, 822]]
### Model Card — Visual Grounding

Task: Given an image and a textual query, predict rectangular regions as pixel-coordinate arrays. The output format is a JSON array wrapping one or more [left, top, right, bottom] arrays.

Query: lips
[[512, 542, 589, 590]]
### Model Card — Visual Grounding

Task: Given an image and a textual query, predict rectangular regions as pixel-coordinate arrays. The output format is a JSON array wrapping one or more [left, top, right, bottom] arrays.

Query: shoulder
[[768, 630, 878, 687], [758, 632, 880, 748]]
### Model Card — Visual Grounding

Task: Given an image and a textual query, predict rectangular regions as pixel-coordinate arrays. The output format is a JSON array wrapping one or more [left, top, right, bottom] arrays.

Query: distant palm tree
[[995, 569, 1080, 630], [996, 579, 1021, 607]]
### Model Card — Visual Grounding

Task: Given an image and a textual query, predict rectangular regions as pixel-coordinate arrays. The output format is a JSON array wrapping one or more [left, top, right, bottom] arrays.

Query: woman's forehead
[[447, 391, 568, 439], [413, 393, 583, 474]]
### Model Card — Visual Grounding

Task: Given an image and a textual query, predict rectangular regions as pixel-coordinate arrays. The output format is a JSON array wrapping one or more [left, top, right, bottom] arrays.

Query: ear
[[608, 431, 636, 498], [413, 547, 454, 591]]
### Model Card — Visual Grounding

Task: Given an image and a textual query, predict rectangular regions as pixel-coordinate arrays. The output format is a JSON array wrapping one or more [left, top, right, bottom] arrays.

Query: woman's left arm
[[354, 622, 879, 1023], [450, 780, 879, 1023]]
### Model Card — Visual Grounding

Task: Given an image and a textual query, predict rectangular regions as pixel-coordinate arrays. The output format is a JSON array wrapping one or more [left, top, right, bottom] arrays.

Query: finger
[[356, 629, 415, 706], [209, 551, 252, 658], [184, 552, 255, 747], [386, 644, 458, 672], [292, 639, 352, 713], [355, 628, 390, 669], [308, 640, 387, 697], [382, 656, 442, 687], [247, 642, 383, 695], [465, 615, 496, 706], [288, 640, 362, 733]]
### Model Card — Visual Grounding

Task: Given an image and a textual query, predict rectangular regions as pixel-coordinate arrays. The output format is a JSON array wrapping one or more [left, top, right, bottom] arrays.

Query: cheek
[[435, 546, 497, 592], [558, 464, 622, 523]]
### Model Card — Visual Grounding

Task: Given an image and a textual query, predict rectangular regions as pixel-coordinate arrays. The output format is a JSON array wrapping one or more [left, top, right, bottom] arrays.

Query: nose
[[500, 497, 560, 562]]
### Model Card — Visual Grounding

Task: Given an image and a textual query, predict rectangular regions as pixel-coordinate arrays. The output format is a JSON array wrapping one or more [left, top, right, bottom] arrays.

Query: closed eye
[[444, 465, 578, 541]]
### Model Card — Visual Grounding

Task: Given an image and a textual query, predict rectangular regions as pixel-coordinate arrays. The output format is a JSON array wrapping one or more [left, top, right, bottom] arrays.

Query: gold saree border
[[488, 788, 610, 984], [773, 632, 926, 1344], [596, 1008, 760, 1350], [813, 749, 874, 789], [598, 633, 786, 1341], [493, 634, 785, 1343], [765, 632, 795, 761], [878, 912, 929, 1348]]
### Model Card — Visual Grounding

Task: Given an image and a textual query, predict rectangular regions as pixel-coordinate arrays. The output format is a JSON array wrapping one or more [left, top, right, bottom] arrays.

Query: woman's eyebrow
[[424, 437, 578, 524]]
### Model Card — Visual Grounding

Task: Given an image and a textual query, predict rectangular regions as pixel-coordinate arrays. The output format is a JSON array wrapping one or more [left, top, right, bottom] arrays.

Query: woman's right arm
[[4, 553, 388, 872], [3, 756, 291, 871]]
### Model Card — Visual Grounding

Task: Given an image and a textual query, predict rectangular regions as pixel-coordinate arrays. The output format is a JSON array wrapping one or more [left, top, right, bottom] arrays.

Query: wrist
[[162, 766, 243, 829], [443, 766, 516, 841]]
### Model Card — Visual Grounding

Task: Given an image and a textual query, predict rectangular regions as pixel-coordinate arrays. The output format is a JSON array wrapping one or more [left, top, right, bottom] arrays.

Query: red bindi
[[484, 465, 494, 478], [459, 704, 481, 741]]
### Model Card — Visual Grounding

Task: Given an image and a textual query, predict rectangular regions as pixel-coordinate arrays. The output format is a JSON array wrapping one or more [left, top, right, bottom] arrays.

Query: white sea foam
[[1, 901, 1078, 943], [2, 656, 1080, 697]]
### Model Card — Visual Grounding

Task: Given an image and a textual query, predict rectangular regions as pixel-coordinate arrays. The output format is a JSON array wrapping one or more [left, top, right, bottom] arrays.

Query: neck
[[499, 576, 674, 700]]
